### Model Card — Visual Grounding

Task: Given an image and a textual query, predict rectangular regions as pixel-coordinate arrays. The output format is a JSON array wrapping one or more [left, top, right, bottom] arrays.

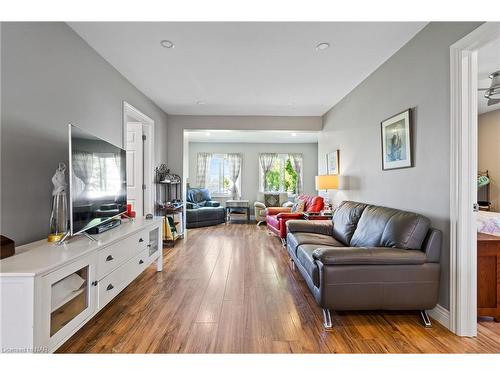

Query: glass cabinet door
[[148, 227, 159, 256], [50, 265, 89, 337], [39, 253, 96, 351]]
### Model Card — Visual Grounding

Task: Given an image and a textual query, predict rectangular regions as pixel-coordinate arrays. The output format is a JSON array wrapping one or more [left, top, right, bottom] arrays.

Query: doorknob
[[106, 255, 114, 261], [473, 203, 479, 212]]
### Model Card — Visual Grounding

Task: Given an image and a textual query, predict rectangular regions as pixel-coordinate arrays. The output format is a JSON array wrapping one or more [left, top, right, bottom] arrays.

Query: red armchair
[[266, 194, 324, 245]]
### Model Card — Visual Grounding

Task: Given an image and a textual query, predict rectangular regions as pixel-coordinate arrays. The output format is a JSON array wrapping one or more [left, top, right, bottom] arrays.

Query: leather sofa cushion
[[312, 246, 427, 265], [287, 232, 344, 256], [296, 245, 320, 287], [350, 205, 430, 250], [332, 201, 368, 245]]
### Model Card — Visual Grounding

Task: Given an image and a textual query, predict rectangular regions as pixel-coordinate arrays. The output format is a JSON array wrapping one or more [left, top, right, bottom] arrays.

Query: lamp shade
[[315, 174, 339, 190]]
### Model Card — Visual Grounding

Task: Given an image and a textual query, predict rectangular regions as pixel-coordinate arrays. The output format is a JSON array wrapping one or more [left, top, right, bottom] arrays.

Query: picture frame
[[380, 108, 413, 170], [326, 150, 340, 175]]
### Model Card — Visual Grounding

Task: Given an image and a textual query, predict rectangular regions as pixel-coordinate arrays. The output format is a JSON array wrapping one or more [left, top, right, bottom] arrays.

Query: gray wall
[[319, 22, 481, 309], [1, 22, 169, 245], [188, 142, 318, 210]]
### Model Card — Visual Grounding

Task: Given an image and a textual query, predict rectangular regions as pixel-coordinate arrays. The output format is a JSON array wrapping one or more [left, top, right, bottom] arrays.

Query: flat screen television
[[69, 124, 127, 235]]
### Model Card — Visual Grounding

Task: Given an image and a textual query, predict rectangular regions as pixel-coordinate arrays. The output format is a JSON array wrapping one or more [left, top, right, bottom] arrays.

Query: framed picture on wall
[[326, 150, 340, 175], [381, 108, 413, 170]]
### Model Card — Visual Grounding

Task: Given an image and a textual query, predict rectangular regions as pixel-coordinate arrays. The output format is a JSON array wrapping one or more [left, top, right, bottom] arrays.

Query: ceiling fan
[[478, 70, 500, 106]]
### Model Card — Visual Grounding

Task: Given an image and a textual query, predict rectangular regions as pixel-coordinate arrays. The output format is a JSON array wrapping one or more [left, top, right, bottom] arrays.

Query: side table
[[225, 199, 250, 224]]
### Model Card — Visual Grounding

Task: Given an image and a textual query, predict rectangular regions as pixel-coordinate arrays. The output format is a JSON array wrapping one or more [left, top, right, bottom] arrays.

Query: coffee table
[[225, 200, 250, 224]]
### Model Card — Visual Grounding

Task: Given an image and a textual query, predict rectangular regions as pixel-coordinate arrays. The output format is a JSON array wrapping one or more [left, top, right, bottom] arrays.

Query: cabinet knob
[[106, 284, 114, 291], [139, 259, 144, 265], [139, 238, 144, 243], [106, 255, 114, 261], [91, 281, 98, 286]]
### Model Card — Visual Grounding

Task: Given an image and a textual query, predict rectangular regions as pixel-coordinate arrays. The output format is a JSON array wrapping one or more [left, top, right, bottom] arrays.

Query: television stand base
[[55, 229, 98, 245], [55, 219, 122, 245], [82, 232, 98, 241]]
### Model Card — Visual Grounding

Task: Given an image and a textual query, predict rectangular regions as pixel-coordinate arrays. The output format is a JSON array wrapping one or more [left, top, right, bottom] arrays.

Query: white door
[[126, 122, 144, 216]]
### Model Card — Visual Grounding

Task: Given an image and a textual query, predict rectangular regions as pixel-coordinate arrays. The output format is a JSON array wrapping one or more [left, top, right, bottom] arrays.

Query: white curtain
[[289, 153, 304, 194], [72, 151, 93, 191], [259, 153, 277, 191], [227, 153, 242, 199], [196, 152, 212, 188]]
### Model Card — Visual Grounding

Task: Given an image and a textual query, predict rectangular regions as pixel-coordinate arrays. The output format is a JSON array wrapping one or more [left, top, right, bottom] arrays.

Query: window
[[262, 154, 299, 194], [207, 154, 233, 196]]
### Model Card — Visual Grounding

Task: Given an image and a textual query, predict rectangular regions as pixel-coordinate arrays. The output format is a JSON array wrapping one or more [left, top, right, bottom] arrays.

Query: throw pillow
[[291, 199, 306, 213], [264, 193, 279, 207]]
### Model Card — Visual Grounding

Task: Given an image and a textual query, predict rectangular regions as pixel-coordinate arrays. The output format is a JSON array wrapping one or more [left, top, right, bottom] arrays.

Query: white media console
[[0, 217, 163, 353]]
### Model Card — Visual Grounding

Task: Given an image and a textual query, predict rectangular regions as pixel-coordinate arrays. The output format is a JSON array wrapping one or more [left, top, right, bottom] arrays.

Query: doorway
[[450, 22, 500, 337], [122, 101, 155, 217]]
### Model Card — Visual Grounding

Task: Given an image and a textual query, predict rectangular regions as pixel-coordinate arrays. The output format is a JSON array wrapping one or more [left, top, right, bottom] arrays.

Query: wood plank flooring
[[58, 223, 500, 353]]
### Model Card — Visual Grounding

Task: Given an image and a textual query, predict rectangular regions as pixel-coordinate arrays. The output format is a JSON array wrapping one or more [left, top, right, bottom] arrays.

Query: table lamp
[[315, 174, 339, 213]]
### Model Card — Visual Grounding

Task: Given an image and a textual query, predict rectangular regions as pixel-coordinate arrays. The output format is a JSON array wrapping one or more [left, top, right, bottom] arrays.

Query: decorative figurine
[[48, 162, 69, 242]]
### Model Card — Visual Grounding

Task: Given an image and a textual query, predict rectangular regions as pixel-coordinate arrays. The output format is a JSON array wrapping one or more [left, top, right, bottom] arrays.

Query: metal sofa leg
[[256, 221, 263, 226], [281, 238, 286, 247], [322, 308, 333, 329], [289, 258, 295, 271], [420, 310, 432, 328]]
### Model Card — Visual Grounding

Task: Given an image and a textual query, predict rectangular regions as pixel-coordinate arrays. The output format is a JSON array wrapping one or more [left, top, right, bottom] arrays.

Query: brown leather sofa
[[286, 201, 442, 329]]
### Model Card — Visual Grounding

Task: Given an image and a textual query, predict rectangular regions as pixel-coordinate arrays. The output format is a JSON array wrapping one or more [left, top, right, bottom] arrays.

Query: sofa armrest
[[266, 207, 291, 215], [286, 220, 333, 236], [421, 228, 442, 263], [276, 212, 304, 220], [205, 200, 220, 207], [254, 201, 266, 209], [312, 247, 426, 266]]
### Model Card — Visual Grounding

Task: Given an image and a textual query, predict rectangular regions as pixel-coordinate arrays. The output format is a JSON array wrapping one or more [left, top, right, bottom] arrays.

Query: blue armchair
[[186, 188, 226, 228]]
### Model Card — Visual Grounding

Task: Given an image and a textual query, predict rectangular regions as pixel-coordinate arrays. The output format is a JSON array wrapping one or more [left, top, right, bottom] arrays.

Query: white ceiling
[[186, 130, 318, 143], [478, 38, 500, 114], [69, 22, 427, 116]]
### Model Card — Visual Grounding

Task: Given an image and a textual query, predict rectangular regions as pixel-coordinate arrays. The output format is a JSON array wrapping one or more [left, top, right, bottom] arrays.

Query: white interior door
[[126, 122, 144, 216]]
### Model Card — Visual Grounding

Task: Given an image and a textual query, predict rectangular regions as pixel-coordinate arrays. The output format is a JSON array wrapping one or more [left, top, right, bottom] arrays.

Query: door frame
[[449, 22, 500, 337], [122, 101, 155, 216]]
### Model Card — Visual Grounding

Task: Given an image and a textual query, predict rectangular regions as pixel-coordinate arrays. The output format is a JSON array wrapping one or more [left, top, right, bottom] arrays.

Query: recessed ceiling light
[[205, 132, 210, 136], [160, 40, 174, 49], [291, 133, 297, 137], [316, 42, 330, 51], [196, 100, 206, 105]]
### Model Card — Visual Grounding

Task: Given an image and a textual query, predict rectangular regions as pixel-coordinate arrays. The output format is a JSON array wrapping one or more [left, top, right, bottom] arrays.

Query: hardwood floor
[[58, 223, 500, 353]]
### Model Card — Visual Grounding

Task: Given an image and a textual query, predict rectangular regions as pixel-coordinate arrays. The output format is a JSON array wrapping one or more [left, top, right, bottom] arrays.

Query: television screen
[[69, 125, 127, 234]]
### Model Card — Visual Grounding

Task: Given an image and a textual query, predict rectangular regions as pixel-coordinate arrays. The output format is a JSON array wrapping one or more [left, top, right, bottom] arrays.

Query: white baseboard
[[428, 304, 450, 329]]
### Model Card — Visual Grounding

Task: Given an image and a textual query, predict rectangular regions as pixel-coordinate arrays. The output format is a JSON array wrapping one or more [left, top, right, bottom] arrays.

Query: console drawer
[[97, 248, 150, 309], [97, 230, 148, 279]]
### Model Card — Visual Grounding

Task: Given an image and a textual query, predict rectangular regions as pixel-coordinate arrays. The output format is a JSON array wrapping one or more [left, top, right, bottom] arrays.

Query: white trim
[[449, 22, 500, 337], [429, 304, 450, 329], [123, 101, 155, 217]]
